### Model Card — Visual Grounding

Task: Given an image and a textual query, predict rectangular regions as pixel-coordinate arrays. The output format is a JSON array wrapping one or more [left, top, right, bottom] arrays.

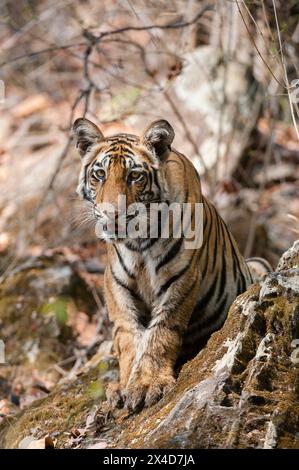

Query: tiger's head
[[72, 118, 175, 242]]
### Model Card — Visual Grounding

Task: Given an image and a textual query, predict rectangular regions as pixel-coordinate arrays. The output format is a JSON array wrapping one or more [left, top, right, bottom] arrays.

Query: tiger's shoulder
[[164, 149, 202, 204]]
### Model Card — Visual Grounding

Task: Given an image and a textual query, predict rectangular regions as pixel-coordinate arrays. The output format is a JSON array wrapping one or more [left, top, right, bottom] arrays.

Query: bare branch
[[0, 42, 85, 67], [271, 0, 299, 139], [93, 5, 213, 44], [0, 6, 212, 68], [236, 1, 285, 88], [32, 90, 86, 224]]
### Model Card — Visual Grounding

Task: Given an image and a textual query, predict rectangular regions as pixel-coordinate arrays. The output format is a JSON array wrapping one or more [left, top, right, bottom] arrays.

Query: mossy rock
[[0, 355, 116, 449]]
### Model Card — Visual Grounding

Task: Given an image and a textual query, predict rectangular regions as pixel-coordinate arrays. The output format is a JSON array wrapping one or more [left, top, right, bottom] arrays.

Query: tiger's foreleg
[[124, 263, 200, 412], [104, 266, 143, 409]]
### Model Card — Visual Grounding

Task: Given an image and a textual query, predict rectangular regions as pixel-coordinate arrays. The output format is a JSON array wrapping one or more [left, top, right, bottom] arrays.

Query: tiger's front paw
[[123, 375, 175, 413]]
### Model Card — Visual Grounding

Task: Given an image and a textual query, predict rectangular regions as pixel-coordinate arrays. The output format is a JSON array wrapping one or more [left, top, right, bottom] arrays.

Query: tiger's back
[[151, 148, 254, 362]]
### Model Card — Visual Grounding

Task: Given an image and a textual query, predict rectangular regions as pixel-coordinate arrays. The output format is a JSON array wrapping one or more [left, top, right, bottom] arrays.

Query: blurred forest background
[[0, 0, 299, 444]]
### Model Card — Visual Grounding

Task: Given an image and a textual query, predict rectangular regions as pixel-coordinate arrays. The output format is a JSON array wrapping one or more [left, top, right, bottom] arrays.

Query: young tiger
[[72, 118, 258, 413]]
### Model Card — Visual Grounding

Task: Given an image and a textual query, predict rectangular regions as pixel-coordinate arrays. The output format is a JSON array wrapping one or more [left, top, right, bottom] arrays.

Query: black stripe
[[205, 202, 214, 243], [237, 273, 247, 294], [200, 251, 210, 279], [231, 250, 238, 280], [119, 155, 126, 168], [226, 227, 242, 274], [122, 148, 136, 157], [148, 319, 183, 335], [157, 260, 192, 297], [124, 241, 142, 252], [105, 152, 134, 164], [200, 293, 229, 331], [105, 144, 119, 152], [211, 209, 220, 272], [152, 167, 161, 193], [92, 162, 104, 170], [140, 237, 159, 250], [111, 134, 138, 142], [217, 245, 227, 303], [198, 202, 214, 279], [167, 323, 184, 335], [246, 257, 272, 272], [104, 148, 120, 156], [215, 209, 222, 240], [130, 163, 143, 169], [102, 155, 110, 167], [113, 245, 135, 279], [218, 215, 226, 242], [222, 215, 252, 288], [187, 293, 229, 339], [109, 138, 135, 146], [82, 162, 93, 202], [111, 268, 141, 302], [124, 237, 159, 252], [212, 205, 220, 250], [192, 274, 218, 315], [202, 202, 209, 236], [176, 273, 199, 310], [155, 238, 184, 273], [184, 188, 189, 203], [225, 225, 241, 280], [152, 266, 200, 324], [82, 186, 92, 202], [161, 268, 200, 321], [148, 169, 153, 193]]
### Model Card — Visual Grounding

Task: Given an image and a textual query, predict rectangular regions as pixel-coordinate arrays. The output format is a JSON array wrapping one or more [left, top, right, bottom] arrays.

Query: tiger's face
[[73, 118, 175, 242]]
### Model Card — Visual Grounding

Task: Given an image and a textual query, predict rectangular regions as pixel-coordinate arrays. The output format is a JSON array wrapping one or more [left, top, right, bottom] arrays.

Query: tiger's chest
[[110, 239, 176, 308]]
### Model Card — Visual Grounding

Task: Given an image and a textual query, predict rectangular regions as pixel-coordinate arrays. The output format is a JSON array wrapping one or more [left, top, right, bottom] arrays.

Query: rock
[[0, 241, 299, 449], [277, 240, 299, 271]]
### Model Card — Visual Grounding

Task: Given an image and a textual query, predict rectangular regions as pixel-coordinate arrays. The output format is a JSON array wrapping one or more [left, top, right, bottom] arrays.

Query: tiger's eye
[[128, 171, 144, 182], [93, 169, 105, 180]]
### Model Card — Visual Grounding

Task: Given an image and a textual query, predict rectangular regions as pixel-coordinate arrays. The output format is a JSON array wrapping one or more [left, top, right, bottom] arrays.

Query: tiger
[[72, 117, 268, 413]]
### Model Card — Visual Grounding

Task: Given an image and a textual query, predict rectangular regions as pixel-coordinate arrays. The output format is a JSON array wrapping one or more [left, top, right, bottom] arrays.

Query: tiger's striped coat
[[73, 118, 255, 412]]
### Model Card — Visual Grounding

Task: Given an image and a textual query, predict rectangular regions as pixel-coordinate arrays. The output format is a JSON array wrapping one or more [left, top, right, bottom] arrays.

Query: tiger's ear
[[72, 118, 104, 157], [141, 120, 174, 160]]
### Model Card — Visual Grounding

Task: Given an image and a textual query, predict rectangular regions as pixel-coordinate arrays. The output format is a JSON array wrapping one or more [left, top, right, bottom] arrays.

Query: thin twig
[[242, 0, 277, 61], [32, 90, 85, 224], [0, 42, 85, 67], [236, 1, 285, 88], [0, 6, 212, 67], [94, 5, 213, 44], [271, 0, 299, 139]]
